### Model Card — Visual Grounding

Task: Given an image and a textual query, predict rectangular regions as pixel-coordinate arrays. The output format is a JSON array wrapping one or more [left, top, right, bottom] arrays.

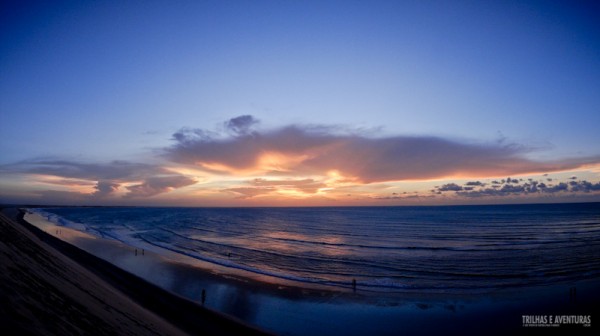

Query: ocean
[[31, 203, 600, 294]]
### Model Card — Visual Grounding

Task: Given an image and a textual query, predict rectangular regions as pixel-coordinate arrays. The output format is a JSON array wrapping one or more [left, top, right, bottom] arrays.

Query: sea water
[[30, 203, 600, 294]]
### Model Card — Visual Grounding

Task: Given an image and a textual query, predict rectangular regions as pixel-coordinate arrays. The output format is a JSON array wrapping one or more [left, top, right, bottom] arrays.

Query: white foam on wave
[[361, 277, 408, 289], [28, 208, 87, 231], [141, 238, 347, 288], [27, 208, 142, 247]]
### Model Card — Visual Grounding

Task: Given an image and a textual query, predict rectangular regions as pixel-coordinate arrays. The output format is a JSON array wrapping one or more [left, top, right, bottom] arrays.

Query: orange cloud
[[166, 118, 600, 184]]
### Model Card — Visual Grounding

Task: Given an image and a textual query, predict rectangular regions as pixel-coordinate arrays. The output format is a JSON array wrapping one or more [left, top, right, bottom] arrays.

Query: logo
[[522, 315, 591, 328]]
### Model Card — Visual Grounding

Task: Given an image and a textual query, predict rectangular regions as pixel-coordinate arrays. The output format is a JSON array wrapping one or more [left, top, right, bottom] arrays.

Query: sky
[[1, 0, 600, 206]]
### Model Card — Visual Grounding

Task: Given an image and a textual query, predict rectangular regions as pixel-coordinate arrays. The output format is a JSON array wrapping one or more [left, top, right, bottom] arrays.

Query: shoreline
[[1, 207, 268, 335], [4, 206, 599, 335], [0, 210, 185, 335]]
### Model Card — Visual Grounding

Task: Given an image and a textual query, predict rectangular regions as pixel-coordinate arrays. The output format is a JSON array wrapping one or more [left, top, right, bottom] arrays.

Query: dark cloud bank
[[433, 177, 600, 198]]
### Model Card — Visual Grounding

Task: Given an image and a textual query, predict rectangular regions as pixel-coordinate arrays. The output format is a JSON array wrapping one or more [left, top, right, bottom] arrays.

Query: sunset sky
[[1, 0, 600, 206]]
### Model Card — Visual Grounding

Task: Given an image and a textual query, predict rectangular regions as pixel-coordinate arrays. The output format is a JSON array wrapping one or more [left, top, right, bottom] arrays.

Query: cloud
[[125, 176, 196, 198], [373, 194, 435, 200], [3, 159, 164, 181], [221, 178, 327, 199], [543, 182, 569, 193], [28, 177, 96, 188], [36, 190, 92, 204], [250, 178, 326, 193], [1, 159, 196, 199], [92, 181, 120, 198], [222, 187, 275, 199], [450, 179, 600, 198], [165, 115, 600, 183], [172, 127, 218, 145], [224, 115, 259, 135], [438, 183, 463, 191], [570, 181, 600, 192]]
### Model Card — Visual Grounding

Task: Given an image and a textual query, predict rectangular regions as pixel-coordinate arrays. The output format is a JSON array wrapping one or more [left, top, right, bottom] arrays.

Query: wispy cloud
[[125, 175, 197, 198], [3, 159, 163, 180], [249, 178, 326, 193], [221, 178, 327, 199], [0, 159, 196, 201], [222, 187, 276, 199]]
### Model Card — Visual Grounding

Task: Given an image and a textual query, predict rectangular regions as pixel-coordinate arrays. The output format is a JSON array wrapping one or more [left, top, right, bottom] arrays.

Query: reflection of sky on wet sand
[[24, 212, 177, 290], [25, 212, 259, 314]]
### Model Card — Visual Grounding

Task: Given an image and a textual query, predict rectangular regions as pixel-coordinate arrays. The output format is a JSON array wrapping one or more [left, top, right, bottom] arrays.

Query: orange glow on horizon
[[30, 174, 96, 193], [16, 162, 600, 206]]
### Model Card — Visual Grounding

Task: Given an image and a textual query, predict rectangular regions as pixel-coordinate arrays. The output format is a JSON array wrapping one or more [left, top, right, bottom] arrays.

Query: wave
[[29, 204, 600, 293], [29, 208, 88, 232]]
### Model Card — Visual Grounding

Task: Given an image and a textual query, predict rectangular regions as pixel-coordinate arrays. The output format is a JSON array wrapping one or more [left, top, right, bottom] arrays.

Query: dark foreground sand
[[0, 210, 267, 335]]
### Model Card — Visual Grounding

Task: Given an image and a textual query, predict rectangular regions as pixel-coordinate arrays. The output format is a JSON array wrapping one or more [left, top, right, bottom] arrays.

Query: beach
[[1, 206, 598, 335], [0, 208, 267, 335]]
